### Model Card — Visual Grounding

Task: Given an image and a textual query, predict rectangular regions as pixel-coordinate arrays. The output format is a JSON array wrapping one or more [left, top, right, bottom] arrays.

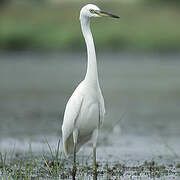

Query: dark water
[[0, 52, 180, 166]]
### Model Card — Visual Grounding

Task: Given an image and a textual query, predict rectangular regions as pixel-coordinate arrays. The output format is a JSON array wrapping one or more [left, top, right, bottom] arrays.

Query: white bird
[[61, 4, 119, 178]]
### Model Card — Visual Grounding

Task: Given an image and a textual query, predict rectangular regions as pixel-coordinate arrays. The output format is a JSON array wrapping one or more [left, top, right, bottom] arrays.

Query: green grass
[[0, 1, 180, 52], [0, 152, 180, 179], [0, 148, 180, 179]]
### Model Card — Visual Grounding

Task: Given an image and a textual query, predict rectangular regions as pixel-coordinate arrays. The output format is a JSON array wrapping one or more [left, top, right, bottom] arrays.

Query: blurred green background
[[0, 0, 180, 52]]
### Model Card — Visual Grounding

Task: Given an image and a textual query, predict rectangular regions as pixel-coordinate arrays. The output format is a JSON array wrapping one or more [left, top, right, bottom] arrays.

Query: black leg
[[72, 143, 77, 180], [93, 145, 97, 180]]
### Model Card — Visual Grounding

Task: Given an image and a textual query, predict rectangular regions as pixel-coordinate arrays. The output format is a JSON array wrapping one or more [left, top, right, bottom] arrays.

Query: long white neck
[[80, 16, 99, 86]]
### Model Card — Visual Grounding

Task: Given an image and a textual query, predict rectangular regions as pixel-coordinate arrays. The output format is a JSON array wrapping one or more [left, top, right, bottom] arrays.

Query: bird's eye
[[90, 9, 95, 14]]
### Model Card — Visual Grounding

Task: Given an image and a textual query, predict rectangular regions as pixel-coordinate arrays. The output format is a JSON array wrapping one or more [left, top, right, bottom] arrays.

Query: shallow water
[[0, 52, 180, 168]]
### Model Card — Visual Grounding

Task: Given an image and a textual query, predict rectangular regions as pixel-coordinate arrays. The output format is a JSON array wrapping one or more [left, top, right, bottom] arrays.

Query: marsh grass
[[0, 138, 180, 179], [0, 149, 180, 179]]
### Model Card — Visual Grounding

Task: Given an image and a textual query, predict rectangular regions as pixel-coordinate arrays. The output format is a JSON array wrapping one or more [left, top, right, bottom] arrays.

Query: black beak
[[95, 10, 120, 18]]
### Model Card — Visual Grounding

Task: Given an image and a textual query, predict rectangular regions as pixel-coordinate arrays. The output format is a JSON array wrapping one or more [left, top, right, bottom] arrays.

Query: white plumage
[[61, 4, 119, 177], [62, 4, 106, 156], [62, 80, 105, 156]]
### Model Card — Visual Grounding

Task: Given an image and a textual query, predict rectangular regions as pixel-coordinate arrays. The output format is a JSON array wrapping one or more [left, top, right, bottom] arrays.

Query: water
[[0, 52, 180, 165]]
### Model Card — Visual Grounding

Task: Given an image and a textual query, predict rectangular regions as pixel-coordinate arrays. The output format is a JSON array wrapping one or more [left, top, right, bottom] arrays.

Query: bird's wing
[[62, 91, 83, 133], [62, 89, 83, 155]]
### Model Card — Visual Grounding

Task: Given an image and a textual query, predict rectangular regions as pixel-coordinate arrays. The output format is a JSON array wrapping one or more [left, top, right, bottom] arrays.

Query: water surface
[[0, 52, 180, 168]]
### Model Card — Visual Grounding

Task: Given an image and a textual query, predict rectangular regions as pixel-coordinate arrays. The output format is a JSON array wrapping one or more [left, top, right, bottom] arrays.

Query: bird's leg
[[72, 143, 77, 180], [92, 129, 98, 180], [72, 129, 78, 180], [93, 144, 97, 180]]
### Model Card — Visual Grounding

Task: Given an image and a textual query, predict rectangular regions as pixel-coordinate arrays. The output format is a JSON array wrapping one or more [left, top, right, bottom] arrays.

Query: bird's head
[[80, 4, 120, 20]]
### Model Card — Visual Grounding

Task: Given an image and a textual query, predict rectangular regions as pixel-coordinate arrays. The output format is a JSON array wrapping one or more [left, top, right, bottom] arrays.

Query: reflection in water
[[0, 52, 180, 162]]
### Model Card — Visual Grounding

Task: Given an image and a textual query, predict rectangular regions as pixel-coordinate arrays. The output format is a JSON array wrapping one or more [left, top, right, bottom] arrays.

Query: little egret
[[61, 4, 120, 178]]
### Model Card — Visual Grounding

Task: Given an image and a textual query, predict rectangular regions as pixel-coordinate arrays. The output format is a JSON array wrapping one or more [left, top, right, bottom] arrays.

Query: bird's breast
[[75, 98, 99, 135]]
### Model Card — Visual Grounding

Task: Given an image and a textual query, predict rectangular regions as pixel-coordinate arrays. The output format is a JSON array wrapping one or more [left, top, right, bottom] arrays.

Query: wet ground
[[0, 52, 180, 179]]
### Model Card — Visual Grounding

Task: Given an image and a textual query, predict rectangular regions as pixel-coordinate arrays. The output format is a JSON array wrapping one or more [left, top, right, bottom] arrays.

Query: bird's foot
[[72, 163, 77, 180], [93, 163, 97, 180]]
